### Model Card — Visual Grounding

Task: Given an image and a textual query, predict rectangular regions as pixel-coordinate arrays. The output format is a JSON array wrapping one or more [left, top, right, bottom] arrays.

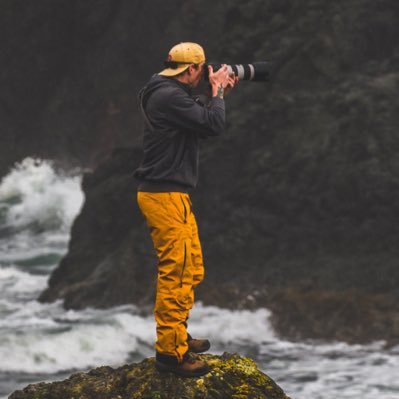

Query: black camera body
[[204, 62, 271, 82]]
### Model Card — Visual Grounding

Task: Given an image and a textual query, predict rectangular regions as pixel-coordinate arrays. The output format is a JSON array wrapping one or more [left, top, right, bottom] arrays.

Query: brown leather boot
[[155, 353, 210, 377], [188, 338, 211, 353]]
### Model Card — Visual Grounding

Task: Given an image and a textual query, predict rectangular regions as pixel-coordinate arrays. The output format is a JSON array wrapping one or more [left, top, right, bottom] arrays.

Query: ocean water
[[0, 158, 398, 399]]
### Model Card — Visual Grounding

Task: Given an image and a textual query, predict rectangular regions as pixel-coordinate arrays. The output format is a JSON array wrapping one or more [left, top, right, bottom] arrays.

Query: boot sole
[[155, 361, 210, 378]]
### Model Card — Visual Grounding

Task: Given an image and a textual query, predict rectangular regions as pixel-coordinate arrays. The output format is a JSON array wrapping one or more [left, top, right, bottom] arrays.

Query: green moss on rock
[[9, 353, 290, 399]]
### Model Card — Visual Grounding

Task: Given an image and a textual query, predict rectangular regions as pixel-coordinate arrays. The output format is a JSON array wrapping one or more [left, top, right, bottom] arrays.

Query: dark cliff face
[[0, 0, 186, 174], [3, 0, 399, 342]]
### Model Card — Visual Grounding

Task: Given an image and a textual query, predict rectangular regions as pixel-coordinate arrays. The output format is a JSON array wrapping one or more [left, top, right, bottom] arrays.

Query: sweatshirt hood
[[139, 75, 191, 107]]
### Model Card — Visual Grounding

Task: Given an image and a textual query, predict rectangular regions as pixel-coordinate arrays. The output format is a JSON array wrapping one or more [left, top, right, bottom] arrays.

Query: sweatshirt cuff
[[210, 96, 225, 109]]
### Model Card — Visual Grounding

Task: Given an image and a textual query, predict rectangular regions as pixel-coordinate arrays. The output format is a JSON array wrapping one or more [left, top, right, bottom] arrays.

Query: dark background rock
[[0, 0, 186, 174], [1, 0, 399, 343]]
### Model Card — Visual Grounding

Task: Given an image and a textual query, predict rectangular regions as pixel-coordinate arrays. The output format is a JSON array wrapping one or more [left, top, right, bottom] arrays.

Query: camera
[[204, 62, 271, 82]]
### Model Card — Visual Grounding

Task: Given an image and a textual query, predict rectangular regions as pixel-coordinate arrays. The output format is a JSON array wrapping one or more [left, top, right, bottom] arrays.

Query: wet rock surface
[[9, 353, 290, 399]]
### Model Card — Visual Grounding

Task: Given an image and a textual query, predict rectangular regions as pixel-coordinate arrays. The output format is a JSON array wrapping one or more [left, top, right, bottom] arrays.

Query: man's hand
[[224, 73, 239, 96], [208, 64, 238, 98]]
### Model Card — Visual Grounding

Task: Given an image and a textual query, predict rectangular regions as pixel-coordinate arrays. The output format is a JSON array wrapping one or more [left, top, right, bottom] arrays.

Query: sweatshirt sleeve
[[163, 88, 225, 137]]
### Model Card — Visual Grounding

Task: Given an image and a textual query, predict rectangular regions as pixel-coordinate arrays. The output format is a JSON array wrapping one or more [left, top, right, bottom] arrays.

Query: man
[[135, 42, 237, 377]]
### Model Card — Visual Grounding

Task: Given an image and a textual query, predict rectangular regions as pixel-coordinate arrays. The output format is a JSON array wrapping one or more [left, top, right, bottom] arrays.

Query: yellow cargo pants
[[137, 192, 204, 362]]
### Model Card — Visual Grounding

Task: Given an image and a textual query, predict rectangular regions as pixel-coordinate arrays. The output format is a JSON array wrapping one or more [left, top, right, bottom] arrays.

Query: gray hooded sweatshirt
[[134, 75, 225, 192]]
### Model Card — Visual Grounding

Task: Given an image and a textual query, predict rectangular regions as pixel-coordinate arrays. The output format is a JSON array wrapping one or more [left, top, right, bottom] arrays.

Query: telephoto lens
[[204, 62, 271, 82]]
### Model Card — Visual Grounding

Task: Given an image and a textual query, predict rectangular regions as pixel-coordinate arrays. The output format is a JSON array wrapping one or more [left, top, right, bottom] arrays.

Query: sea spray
[[0, 158, 83, 274], [0, 158, 83, 232]]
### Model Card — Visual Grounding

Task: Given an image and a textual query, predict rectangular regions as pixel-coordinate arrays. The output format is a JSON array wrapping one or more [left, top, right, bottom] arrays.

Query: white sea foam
[[185, 305, 275, 346], [258, 335, 399, 399], [0, 314, 143, 373], [0, 267, 48, 300], [0, 158, 83, 232], [0, 303, 274, 374]]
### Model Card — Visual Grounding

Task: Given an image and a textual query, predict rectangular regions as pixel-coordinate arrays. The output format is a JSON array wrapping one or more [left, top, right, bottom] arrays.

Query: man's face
[[189, 62, 205, 88]]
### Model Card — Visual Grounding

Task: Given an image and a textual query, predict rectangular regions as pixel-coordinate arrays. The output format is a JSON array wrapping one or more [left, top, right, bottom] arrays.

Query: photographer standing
[[135, 42, 237, 377]]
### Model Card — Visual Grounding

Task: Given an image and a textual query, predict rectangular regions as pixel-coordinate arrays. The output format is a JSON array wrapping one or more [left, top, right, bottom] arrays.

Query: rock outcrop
[[9, 353, 290, 399]]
